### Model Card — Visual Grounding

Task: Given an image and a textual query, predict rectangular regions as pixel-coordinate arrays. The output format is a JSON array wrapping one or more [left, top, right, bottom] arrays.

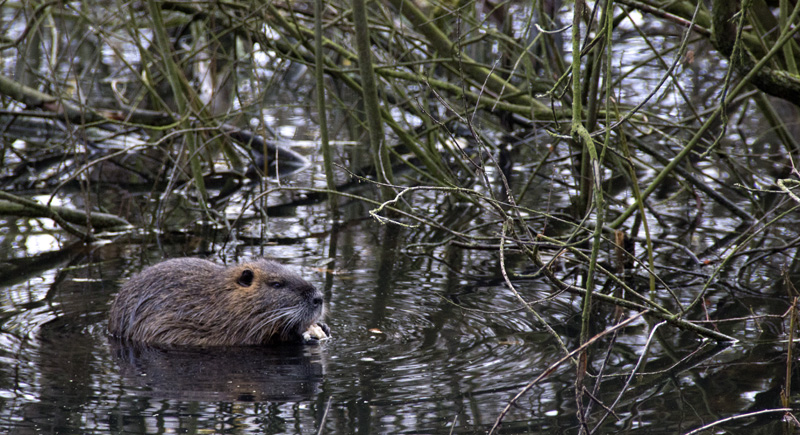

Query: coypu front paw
[[302, 323, 331, 342]]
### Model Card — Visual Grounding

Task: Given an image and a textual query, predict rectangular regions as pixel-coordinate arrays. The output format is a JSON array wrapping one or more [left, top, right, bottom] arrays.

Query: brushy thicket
[[2, 1, 800, 431]]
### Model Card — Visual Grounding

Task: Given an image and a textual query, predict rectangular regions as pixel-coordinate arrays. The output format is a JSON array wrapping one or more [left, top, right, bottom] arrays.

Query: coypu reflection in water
[[111, 342, 326, 402], [108, 258, 329, 346]]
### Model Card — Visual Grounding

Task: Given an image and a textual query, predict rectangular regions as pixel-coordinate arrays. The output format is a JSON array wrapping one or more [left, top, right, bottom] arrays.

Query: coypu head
[[220, 259, 325, 344]]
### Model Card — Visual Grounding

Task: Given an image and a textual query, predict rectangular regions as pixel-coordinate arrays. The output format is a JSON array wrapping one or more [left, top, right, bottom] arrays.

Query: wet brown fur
[[108, 258, 325, 346]]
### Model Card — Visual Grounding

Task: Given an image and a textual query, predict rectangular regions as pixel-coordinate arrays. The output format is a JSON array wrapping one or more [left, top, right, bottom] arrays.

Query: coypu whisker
[[245, 309, 297, 342]]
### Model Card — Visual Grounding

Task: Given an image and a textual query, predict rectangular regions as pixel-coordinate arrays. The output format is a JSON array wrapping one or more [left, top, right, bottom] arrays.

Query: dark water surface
[[0, 203, 794, 434], [0, 212, 577, 434]]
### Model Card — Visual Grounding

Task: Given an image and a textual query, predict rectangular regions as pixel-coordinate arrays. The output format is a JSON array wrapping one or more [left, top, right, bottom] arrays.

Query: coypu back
[[108, 258, 327, 347]]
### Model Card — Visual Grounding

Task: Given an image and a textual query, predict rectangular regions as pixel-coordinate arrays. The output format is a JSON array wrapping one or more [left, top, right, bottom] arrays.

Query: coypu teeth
[[108, 257, 328, 347]]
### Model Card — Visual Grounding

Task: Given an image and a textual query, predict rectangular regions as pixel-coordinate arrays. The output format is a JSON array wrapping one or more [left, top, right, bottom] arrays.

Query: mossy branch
[[352, 0, 394, 199], [314, 0, 338, 215]]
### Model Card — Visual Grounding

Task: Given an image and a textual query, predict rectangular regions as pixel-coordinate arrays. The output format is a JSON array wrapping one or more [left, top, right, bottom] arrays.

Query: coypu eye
[[237, 269, 255, 287], [270, 280, 284, 289]]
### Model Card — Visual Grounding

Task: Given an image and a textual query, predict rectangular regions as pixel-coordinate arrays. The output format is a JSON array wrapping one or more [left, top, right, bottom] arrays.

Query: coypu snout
[[108, 257, 329, 347]]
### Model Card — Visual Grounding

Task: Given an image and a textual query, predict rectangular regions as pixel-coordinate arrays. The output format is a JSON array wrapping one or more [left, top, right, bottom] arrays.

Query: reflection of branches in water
[[490, 312, 648, 434]]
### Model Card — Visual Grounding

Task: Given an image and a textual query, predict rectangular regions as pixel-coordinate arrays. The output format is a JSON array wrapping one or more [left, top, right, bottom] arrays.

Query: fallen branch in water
[[0, 192, 130, 240]]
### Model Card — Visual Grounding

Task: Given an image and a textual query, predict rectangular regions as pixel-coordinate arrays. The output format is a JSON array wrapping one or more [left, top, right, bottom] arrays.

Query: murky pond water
[[0, 192, 794, 434], [0, 209, 576, 434]]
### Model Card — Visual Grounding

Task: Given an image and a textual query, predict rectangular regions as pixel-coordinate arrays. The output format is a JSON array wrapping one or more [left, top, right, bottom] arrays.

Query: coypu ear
[[236, 269, 255, 287]]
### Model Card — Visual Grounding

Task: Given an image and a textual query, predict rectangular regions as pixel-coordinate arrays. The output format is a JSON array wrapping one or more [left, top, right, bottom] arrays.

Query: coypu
[[108, 258, 329, 346]]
